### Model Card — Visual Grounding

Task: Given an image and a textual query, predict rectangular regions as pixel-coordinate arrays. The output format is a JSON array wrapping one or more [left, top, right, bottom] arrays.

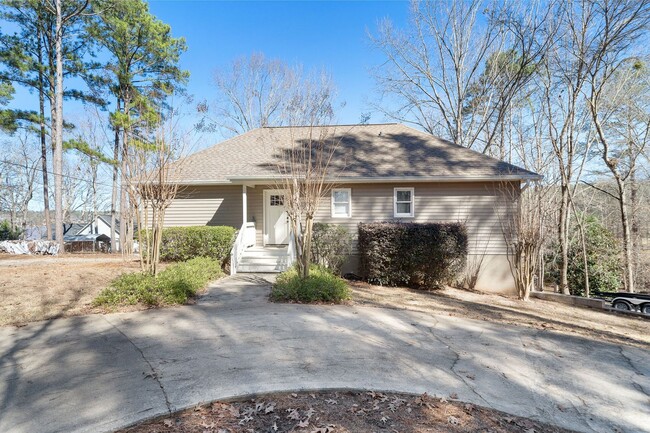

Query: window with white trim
[[394, 187, 414, 218], [331, 188, 351, 218]]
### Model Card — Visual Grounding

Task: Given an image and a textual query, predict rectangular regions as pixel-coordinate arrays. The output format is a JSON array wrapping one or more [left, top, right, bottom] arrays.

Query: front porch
[[230, 185, 295, 274]]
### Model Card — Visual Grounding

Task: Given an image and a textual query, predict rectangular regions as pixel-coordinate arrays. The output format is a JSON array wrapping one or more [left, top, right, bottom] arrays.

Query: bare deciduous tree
[[371, 0, 553, 154], [497, 181, 552, 300], [127, 105, 188, 275], [202, 53, 337, 136], [275, 127, 343, 280], [0, 133, 39, 233], [589, 53, 650, 292], [273, 73, 341, 279]]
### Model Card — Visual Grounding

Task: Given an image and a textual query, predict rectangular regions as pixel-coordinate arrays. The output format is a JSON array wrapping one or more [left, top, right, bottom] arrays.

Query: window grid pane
[[334, 203, 349, 216], [396, 202, 411, 214], [396, 190, 411, 202], [333, 191, 349, 203], [270, 195, 284, 206]]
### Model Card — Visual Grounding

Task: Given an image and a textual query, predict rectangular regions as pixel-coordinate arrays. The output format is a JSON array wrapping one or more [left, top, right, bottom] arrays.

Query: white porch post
[[242, 185, 248, 225]]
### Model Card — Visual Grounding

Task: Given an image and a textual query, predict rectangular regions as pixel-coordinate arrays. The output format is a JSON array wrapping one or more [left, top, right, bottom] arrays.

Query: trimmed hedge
[[159, 226, 236, 263], [358, 222, 467, 289], [94, 257, 223, 307], [270, 265, 352, 304]]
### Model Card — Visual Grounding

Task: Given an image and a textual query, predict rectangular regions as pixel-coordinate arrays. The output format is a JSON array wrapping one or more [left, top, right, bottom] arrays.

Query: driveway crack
[[618, 346, 649, 398], [425, 326, 492, 408], [103, 316, 173, 414]]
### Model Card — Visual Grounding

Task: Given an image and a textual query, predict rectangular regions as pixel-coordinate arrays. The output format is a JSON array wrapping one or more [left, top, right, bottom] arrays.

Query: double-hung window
[[331, 188, 352, 218], [394, 187, 414, 218]]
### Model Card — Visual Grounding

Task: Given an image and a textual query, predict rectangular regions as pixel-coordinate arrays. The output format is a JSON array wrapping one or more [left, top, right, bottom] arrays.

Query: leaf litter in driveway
[[118, 390, 578, 433]]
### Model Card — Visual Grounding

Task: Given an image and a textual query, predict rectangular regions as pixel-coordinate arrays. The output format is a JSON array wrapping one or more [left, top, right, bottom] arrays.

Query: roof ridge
[[260, 123, 398, 129]]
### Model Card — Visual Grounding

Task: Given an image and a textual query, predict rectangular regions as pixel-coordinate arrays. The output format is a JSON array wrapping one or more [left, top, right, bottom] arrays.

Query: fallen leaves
[[127, 391, 575, 433]]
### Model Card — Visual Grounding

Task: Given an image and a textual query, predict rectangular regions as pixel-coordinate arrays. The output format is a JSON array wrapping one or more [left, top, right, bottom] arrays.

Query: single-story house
[[164, 123, 540, 295]]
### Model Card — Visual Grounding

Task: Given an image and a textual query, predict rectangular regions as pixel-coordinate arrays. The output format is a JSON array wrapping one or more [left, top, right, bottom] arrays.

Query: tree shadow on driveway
[[1, 275, 648, 433]]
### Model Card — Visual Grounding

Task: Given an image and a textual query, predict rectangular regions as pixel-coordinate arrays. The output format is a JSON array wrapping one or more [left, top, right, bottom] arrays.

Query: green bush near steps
[[157, 226, 236, 263], [94, 257, 223, 307], [270, 265, 352, 304]]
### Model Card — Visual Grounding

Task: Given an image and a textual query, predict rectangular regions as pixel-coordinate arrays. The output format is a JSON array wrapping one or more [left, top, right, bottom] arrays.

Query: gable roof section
[[169, 123, 540, 184]]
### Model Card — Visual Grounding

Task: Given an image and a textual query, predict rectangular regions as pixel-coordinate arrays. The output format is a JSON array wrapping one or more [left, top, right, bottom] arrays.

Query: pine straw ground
[[119, 391, 576, 433]]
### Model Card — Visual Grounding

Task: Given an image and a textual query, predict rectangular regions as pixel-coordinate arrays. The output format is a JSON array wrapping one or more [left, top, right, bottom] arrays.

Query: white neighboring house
[[76, 214, 135, 252]]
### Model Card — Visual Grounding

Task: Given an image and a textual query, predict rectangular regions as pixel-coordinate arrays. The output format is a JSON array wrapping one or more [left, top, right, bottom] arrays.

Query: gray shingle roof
[[169, 123, 539, 183]]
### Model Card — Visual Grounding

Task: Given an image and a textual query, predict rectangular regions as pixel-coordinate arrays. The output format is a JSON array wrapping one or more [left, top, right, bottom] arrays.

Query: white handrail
[[287, 226, 297, 269], [230, 222, 255, 275]]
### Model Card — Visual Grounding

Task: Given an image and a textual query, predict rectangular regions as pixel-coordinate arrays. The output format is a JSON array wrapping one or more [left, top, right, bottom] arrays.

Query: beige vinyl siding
[[162, 182, 518, 256], [162, 185, 243, 228], [246, 185, 265, 245], [314, 182, 518, 255]]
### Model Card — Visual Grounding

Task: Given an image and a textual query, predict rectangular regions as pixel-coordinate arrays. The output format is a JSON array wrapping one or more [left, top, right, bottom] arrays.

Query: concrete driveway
[[0, 275, 648, 433]]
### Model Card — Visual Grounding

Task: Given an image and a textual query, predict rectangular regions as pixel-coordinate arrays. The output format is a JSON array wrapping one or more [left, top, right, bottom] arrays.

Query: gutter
[[164, 174, 543, 186], [225, 174, 543, 183]]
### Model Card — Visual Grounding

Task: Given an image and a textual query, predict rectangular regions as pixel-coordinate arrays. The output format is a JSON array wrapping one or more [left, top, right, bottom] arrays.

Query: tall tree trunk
[[629, 164, 639, 291], [572, 206, 590, 297], [37, 27, 52, 240], [558, 182, 570, 294], [120, 97, 134, 256], [52, 0, 64, 251], [120, 124, 129, 254], [110, 100, 120, 254], [614, 176, 635, 293]]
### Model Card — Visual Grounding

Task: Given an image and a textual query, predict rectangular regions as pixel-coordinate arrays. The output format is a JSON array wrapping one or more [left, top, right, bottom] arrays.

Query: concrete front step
[[242, 248, 289, 258], [238, 263, 289, 273], [240, 257, 289, 266], [237, 246, 290, 274]]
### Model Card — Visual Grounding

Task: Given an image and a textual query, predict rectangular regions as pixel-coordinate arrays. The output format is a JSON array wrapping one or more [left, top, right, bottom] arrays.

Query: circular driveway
[[0, 275, 648, 433]]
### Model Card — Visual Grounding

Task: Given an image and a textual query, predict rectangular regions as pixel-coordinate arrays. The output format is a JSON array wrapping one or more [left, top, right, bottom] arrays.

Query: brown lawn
[[0, 254, 143, 326], [350, 281, 650, 349]]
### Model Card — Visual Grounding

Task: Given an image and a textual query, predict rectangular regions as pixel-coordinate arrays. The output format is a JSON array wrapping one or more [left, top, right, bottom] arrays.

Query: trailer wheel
[[641, 304, 650, 315], [612, 300, 631, 311]]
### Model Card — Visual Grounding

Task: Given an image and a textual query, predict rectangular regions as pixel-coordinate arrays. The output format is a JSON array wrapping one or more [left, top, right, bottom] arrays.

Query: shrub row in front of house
[[158, 226, 236, 263], [358, 222, 468, 289], [94, 257, 223, 307]]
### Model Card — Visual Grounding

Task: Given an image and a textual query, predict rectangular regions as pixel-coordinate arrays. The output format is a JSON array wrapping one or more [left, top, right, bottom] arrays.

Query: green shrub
[[158, 226, 236, 263], [358, 222, 467, 289], [311, 223, 352, 274], [0, 220, 22, 240], [270, 265, 352, 303], [567, 216, 622, 295], [94, 257, 223, 307]]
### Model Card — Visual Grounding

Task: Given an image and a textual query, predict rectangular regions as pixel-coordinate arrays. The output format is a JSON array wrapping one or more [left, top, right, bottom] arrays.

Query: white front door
[[264, 190, 289, 245]]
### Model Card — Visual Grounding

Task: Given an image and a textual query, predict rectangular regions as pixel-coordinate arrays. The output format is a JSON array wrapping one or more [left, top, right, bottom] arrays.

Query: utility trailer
[[608, 292, 650, 314]]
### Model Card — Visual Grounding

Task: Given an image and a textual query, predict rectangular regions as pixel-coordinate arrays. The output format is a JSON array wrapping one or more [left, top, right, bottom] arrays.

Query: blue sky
[[145, 0, 409, 129], [5, 1, 412, 142]]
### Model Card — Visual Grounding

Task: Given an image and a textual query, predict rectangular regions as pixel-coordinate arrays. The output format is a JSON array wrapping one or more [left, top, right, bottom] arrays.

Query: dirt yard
[[351, 282, 650, 349], [120, 390, 576, 433], [0, 254, 142, 326]]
